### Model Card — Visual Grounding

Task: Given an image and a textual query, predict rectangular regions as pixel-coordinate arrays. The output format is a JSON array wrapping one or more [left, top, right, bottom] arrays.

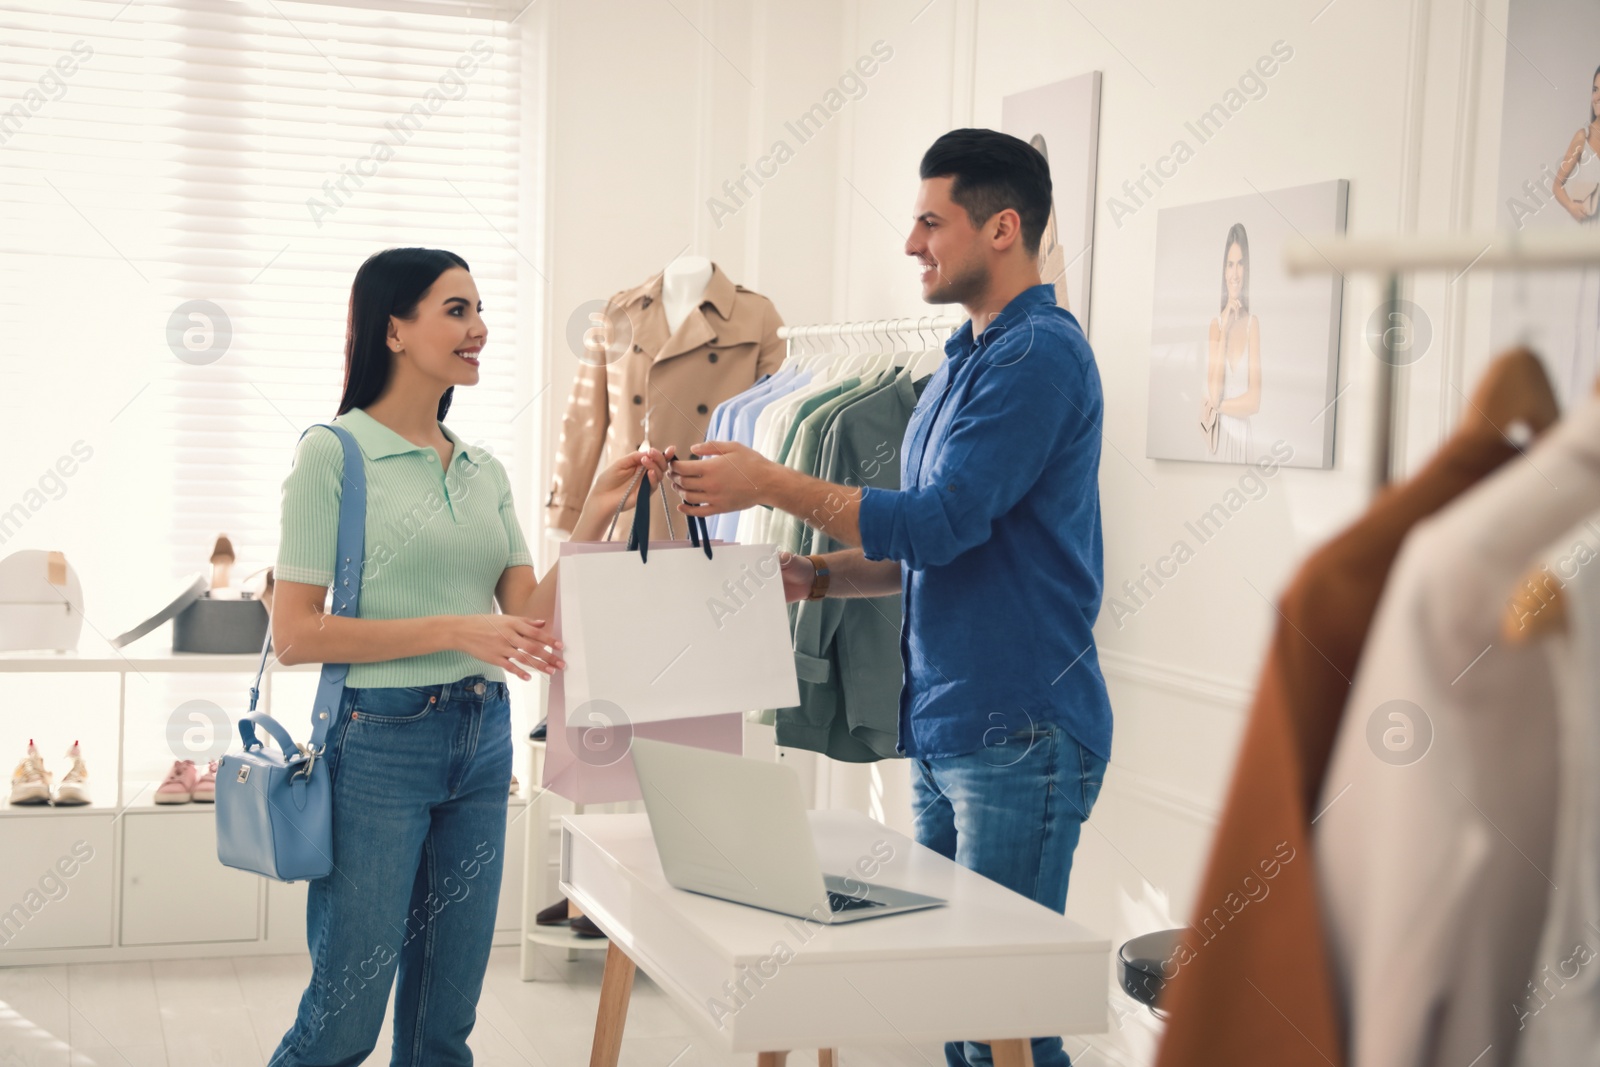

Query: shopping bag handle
[[624, 461, 713, 563], [673, 456, 714, 559], [626, 466, 652, 562]]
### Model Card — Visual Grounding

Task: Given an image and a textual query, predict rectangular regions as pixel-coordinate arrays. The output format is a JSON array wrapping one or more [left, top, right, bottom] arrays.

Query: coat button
[[697, 403, 708, 415], [633, 344, 643, 353], [708, 352, 719, 363], [633, 395, 643, 405], [642, 296, 652, 308]]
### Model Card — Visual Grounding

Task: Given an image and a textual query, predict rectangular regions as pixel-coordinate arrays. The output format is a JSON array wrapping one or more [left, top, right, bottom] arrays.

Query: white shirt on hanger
[[738, 370, 840, 544], [1513, 515, 1600, 1065], [1314, 395, 1600, 1067]]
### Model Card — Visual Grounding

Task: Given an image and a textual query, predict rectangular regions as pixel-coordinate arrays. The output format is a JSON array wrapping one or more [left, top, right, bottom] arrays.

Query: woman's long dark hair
[[1219, 222, 1250, 315], [337, 247, 471, 418]]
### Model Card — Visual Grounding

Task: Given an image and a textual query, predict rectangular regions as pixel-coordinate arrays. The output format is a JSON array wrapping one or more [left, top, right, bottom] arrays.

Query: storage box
[[113, 575, 270, 654]]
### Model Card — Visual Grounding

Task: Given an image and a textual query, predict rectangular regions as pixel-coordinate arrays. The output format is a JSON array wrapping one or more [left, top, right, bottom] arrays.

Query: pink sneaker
[[192, 759, 219, 803], [154, 759, 197, 805]]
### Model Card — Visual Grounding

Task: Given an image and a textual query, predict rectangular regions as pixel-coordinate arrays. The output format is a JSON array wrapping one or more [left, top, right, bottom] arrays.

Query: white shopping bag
[[558, 537, 800, 725]]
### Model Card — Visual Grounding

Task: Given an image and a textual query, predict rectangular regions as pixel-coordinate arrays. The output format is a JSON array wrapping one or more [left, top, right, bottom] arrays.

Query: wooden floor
[[0, 944, 1128, 1066]]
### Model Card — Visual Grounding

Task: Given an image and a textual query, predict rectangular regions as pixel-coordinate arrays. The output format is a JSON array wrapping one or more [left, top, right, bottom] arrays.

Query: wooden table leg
[[755, 1053, 788, 1066], [589, 941, 636, 1067], [990, 1038, 1035, 1067], [817, 1050, 838, 1066]]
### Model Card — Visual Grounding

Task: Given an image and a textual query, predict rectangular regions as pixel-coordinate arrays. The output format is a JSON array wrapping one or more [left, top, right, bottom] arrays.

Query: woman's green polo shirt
[[275, 407, 533, 687]]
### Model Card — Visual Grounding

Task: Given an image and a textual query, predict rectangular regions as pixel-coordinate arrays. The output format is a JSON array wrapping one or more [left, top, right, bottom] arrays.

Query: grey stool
[[1118, 928, 1185, 1017]]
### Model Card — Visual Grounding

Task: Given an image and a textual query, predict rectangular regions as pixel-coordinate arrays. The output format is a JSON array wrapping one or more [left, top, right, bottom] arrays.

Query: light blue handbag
[[215, 423, 366, 882]]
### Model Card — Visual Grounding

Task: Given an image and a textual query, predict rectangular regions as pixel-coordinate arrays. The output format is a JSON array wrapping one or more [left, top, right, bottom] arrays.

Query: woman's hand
[[571, 447, 672, 540], [450, 614, 564, 682], [1221, 298, 1243, 335], [1566, 194, 1592, 223]]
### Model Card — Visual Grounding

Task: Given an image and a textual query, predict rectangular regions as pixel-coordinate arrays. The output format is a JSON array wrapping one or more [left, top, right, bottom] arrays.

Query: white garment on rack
[[1512, 515, 1600, 1065], [1213, 314, 1252, 464], [737, 371, 839, 544], [1313, 396, 1600, 1067]]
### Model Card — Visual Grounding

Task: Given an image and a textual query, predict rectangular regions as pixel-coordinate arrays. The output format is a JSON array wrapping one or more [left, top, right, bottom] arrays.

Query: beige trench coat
[[545, 264, 785, 541]]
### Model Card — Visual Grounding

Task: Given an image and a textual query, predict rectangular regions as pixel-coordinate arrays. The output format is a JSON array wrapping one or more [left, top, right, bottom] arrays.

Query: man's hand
[[778, 550, 816, 603], [669, 440, 777, 515]]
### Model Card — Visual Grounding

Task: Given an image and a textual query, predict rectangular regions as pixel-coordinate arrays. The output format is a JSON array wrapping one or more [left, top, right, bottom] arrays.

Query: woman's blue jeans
[[268, 676, 512, 1067], [912, 719, 1108, 1067]]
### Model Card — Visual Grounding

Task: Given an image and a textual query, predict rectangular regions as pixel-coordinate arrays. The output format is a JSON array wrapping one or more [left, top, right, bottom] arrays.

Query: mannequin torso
[[661, 256, 713, 333]]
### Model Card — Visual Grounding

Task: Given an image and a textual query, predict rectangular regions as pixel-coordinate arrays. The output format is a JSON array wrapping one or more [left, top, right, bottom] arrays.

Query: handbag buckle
[[292, 742, 319, 781], [236, 765, 250, 784]]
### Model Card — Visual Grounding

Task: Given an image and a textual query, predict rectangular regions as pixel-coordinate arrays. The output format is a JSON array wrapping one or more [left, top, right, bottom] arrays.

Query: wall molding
[[1097, 648, 1253, 710], [1101, 763, 1221, 828]]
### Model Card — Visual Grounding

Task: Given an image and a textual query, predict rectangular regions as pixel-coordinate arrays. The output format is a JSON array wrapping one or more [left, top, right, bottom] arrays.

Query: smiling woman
[[262, 247, 673, 1065]]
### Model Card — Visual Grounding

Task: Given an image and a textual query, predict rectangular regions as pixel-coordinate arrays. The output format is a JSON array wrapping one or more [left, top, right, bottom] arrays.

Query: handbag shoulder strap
[[247, 422, 367, 753]]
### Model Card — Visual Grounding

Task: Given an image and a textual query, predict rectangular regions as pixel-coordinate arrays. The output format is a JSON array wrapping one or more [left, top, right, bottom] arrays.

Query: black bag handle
[[624, 459, 713, 563], [626, 465, 653, 562], [675, 456, 714, 559]]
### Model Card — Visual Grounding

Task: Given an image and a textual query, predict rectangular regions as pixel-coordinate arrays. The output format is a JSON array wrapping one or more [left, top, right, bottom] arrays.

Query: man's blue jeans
[[912, 719, 1108, 1067], [269, 676, 512, 1067]]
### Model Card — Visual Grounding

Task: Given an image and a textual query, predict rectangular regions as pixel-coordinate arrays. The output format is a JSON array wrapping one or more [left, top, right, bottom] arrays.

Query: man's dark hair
[[919, 128, 1053, 256]]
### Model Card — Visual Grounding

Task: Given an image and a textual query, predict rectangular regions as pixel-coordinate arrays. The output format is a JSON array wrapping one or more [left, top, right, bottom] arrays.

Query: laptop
[[629, 738, 946, 924]]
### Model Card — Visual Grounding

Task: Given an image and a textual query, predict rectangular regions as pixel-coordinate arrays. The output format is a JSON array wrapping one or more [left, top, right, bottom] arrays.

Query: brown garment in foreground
[[1154, 357, 1557, 1067], [545, 263, 785, 541]]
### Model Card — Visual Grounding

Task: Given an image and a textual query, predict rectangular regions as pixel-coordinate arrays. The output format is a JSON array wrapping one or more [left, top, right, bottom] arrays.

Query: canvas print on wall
[[1001, 72, 1101, 330], [1489, 0, 1600, 408], [1144, 179, 1348, 469]]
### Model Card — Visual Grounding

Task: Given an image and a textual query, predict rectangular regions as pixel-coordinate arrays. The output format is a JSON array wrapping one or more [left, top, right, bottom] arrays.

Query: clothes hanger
[[887, 318, 911, 372], [795, 325, 824, 376], [817, 325, 846, 380], [863, 320, 896, 377], [836, 324, 865, 381], [903, 317, 929, 377], [906, 315, 945, 380], [899, 316, 928, 371], [1485, 347, 1577, 644]]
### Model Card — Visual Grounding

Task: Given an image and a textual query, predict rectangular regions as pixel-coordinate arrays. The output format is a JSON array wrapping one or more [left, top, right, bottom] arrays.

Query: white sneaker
[[54, 741, 90, 806], [9, 740, 53, 806]]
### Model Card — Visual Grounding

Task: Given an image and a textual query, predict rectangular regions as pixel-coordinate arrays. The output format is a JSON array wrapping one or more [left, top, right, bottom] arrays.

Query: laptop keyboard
[[827, 890, 886, 913]]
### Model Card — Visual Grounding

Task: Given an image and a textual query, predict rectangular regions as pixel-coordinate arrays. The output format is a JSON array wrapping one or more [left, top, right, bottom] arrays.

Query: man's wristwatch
[[805, 555, 830, 601]]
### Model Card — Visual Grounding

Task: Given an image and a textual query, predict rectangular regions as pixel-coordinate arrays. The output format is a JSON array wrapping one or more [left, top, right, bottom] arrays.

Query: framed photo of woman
[[1489, 0, 1600, 407], [1001, 71, 1102, 329], [1144, 179, 1348, 468]]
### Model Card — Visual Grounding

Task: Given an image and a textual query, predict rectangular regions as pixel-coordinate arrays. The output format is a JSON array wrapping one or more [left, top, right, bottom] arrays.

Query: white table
[[560, 809, 1109, 1067]]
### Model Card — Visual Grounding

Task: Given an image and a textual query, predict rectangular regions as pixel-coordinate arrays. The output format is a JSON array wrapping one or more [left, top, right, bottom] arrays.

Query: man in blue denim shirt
[[670, 129, 1109, 1067]]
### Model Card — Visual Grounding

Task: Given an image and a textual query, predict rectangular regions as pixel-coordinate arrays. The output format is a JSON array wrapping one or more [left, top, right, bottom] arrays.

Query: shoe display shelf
[[0, 644, 528, 966]]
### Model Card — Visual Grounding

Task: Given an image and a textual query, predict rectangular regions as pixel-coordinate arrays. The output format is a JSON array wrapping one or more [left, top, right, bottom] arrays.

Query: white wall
[[534, 2, 1516, 1061]]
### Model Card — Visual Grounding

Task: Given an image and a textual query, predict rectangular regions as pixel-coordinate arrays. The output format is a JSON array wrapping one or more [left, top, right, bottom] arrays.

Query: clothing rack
[[1284, 230, 1600, 490], [776, 315, 965, 342]]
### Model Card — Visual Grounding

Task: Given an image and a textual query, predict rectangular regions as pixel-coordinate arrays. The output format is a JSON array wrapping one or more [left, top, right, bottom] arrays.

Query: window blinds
[[0, 0, 528, 635]]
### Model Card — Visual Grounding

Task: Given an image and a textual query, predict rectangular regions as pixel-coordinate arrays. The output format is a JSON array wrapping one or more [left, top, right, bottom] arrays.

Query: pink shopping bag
[[541, 539, 745, 804]]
